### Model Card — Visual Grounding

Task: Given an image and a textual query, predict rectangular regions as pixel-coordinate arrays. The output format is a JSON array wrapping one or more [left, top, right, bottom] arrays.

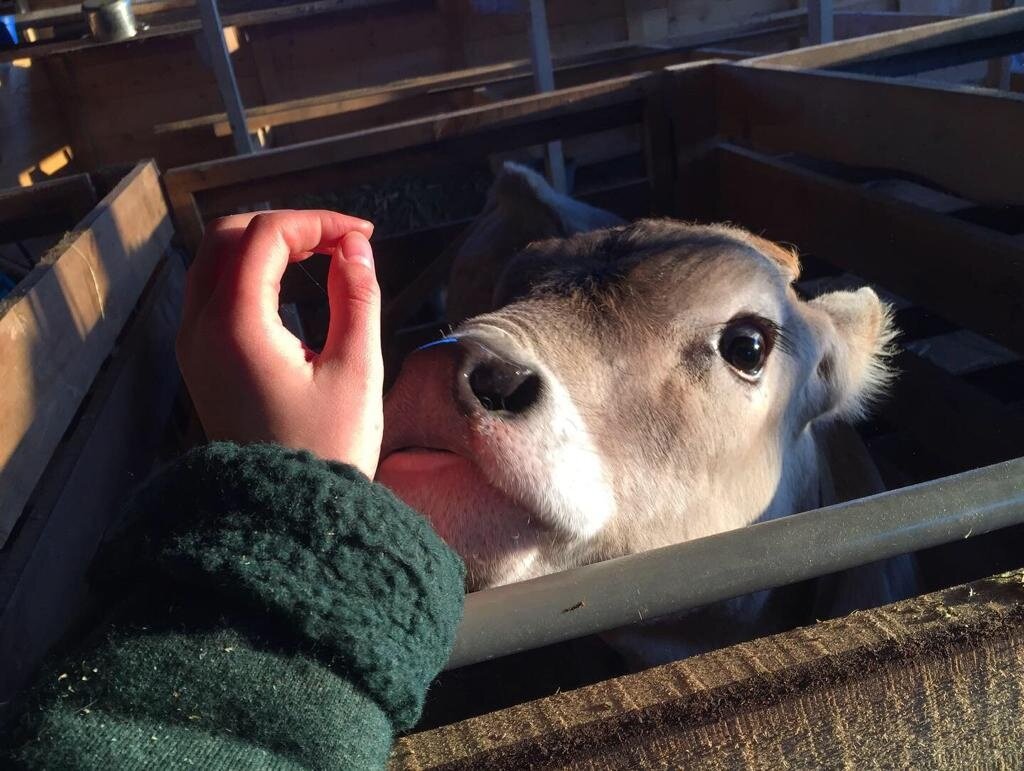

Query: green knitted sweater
[[2, 443, 466, 770]]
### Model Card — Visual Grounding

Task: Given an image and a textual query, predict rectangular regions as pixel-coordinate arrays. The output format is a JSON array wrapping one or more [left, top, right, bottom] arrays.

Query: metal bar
[[526, 0, 567, 193], [195, 0, 254, 155], [808, 0, 834, 44], [447, 457, 1024, 670]]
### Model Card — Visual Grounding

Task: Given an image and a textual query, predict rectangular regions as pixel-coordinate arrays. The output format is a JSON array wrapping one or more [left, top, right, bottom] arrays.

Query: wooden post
[[195, 0, 255, 155], [526, 0, 567, 192], [808, 0, 834, 44]]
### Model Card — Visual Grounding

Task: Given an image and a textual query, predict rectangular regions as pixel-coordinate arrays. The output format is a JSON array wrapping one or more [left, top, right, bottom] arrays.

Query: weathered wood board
[[0, 161, 173, 546], [394, 569, 1024, 768]]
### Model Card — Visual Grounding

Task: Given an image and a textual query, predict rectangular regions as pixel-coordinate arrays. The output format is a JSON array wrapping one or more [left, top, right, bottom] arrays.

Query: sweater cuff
[[112, 442, 465, 731]]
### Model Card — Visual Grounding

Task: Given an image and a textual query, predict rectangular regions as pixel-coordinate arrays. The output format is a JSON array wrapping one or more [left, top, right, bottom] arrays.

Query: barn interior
[[2, 1, 1024, 766]]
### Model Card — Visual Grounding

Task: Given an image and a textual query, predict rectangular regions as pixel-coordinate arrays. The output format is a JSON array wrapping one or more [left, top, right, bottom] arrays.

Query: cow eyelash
[[751, 316, 797, 357], [715, 315, 797, 358]]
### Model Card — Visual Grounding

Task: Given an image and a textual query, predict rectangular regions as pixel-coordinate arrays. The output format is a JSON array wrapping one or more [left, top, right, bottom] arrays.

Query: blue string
[[415, 336, 459, 352]]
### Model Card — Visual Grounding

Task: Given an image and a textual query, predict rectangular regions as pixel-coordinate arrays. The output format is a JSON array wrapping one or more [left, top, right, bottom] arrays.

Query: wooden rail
[[751, 6, 1024, 75], [0, 162, 173, 547], [714, 63, 1024, 207], [395, 568, 1024, 767], [713, 144, 1024, 355], [152, 11, 807, 142], [163, 71, 665, 253]]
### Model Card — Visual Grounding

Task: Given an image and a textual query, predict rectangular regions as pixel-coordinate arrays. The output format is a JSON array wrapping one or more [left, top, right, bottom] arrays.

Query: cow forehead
[[539, 243, 793, 322]]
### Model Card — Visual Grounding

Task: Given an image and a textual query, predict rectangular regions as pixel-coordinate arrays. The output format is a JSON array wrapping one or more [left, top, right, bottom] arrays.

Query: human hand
[[176, 210, 384, 478]]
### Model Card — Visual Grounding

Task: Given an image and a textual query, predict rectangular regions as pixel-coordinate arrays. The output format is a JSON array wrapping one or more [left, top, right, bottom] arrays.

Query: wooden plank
[[641, 88, 675, 216], [665, 61, 718, 222], [191, 99, 642, 225], [714, 63, 1024, 207], [0, 254, 184, 721], [394, 568, 1024, 768], [750, 6, 1024, 74], [880, 348, 1024, 473], [0, 172, 97, 243], [0, 0, 415, 62], [0, 161, 172, 546], [712, 145, 1024, 354], [164, 74, 657, 254], [152, 12, 805, 143]]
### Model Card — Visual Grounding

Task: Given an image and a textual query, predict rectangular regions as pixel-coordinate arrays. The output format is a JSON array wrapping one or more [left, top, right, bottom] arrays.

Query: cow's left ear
[[806, 287, 897, 423]]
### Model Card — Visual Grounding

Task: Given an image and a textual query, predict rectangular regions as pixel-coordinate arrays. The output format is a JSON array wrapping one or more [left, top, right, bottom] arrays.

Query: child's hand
[[176, 210, 384, 478]]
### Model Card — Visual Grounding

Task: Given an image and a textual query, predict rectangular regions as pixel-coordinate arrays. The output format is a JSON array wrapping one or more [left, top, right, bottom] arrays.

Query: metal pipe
[[195, 0, 255, 156], [526, 0, 567, 193], [82, 0, 137, 42], [447, 456, 1024, 670], [807, 0, 834, 45]]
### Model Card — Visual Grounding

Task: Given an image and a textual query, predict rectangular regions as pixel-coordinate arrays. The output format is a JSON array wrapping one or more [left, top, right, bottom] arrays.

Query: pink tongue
[[379, 448, 464, 474]]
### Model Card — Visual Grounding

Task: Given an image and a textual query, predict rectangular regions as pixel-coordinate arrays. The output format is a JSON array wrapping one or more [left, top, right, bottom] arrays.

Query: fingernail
[[339, 232, 374, 270]]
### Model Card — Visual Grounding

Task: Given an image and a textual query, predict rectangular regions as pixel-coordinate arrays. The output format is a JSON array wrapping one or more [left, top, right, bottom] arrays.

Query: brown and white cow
[[377, 163, 916, 664]]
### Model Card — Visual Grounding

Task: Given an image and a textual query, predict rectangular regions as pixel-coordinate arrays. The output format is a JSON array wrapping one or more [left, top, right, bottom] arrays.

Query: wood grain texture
[[165, 74, 656, 254], [0, 254, 185, 721], [0, 162, 172, 546], [0, 172, 96, 242], [393, 569, 1024, 769], [712, 145, 1024, 354], [750, 5, 1024, 72], [715, 63, 1024, 207]]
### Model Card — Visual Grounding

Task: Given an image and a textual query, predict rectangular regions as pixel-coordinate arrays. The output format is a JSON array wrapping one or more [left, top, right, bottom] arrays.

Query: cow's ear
[[447, 162, 621, 322], [806, 287, 897, 423], [493, 161, 624, 235]]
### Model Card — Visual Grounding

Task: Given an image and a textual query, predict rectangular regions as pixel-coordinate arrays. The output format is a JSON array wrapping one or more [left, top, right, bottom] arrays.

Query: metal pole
[[195, 0, 254, 155], [808, 0, 834, 45], [526, 0, 567, 192], [447, 456, 1024, 670]]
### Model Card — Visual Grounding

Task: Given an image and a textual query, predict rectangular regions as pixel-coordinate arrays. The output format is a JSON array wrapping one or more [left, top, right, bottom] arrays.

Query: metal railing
[[448, 457, 1024, 669]]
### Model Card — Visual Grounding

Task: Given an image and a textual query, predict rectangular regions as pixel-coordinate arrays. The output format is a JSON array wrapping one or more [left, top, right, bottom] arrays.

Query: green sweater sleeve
[[3, 443, 465, 770]]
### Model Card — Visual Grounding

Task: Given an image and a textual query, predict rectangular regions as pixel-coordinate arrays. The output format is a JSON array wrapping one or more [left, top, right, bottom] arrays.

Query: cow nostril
[[468, 359, 542, 414]]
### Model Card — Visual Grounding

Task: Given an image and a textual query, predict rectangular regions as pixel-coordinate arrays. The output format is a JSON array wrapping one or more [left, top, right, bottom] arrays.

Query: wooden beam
[[151, 10, 807, 142], [0, 162, 172, 546], [750, 6, 1024, 75], [164, 73, 657, 254], [394, 568, 1024, 767], [0, 0, 411, 62], [713, 63, 1024, 207], [712, 145, 1024, 354], [0, 172, 97, 242], [890, 347, 1024, 473], [0, 255, 184, 720]]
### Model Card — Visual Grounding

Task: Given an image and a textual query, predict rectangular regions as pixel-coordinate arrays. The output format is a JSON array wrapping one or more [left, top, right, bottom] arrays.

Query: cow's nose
[[457, 341, 542, 415]]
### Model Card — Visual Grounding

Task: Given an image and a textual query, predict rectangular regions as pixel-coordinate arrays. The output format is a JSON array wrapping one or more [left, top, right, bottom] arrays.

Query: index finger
[[214, 210, 374, 324], [181, 212, 262, 334]]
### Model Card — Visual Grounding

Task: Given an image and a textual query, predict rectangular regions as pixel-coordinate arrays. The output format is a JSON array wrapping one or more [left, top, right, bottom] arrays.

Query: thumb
[[321, 231, 382, 371]]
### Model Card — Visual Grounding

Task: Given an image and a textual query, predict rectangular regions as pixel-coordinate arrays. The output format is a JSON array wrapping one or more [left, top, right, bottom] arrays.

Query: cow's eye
[[719, 322, 769, 378]]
